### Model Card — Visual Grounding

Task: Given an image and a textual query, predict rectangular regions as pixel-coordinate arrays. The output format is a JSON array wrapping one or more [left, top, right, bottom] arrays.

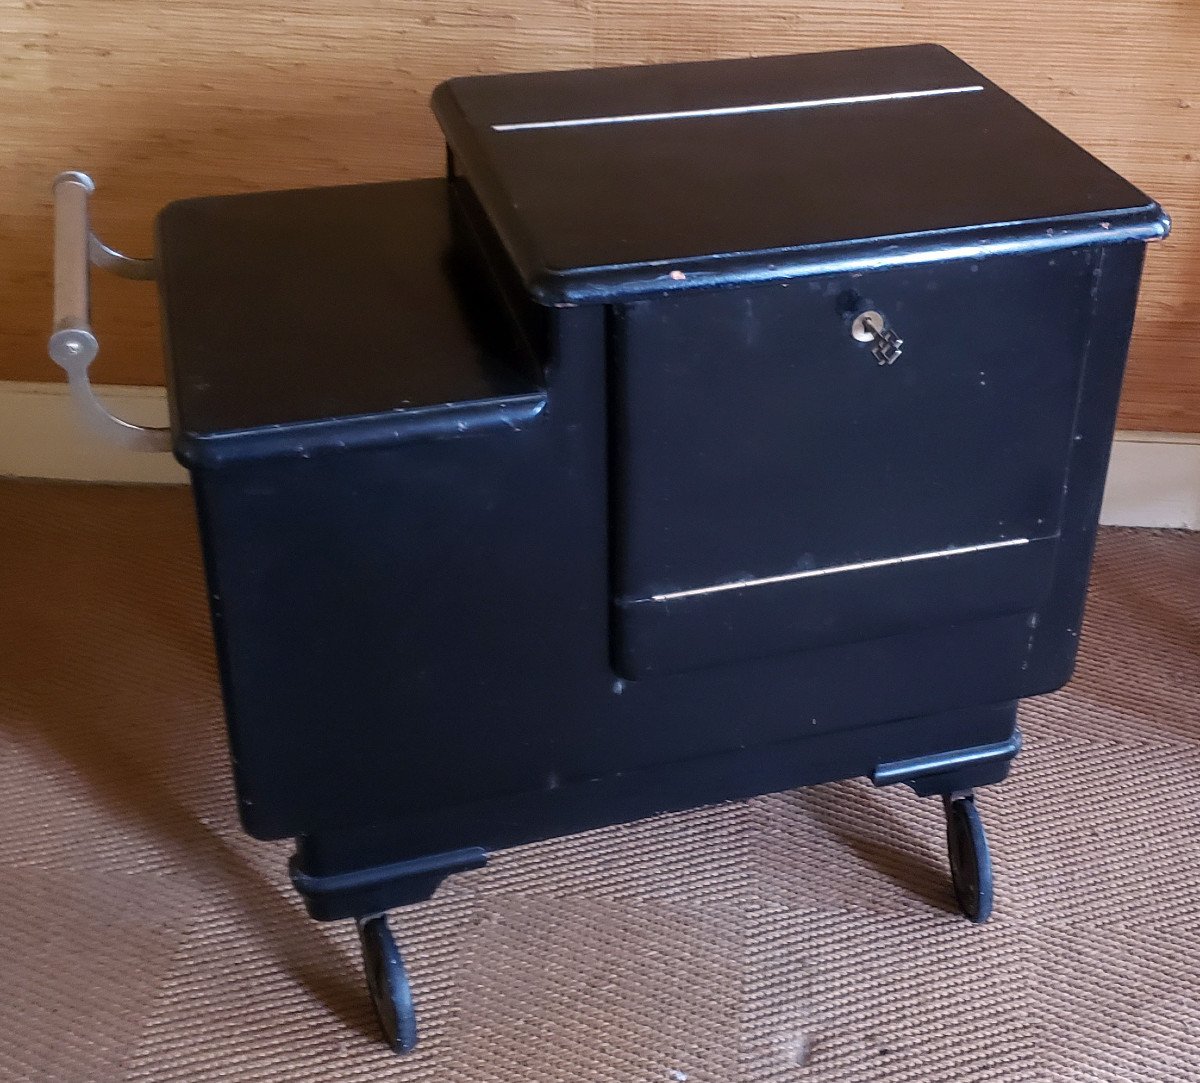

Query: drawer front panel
[[611, 248, 1098, 677]]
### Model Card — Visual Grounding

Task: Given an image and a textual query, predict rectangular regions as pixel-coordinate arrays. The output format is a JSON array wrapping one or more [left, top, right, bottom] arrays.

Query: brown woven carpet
[[1, 478, 1198, 1082]]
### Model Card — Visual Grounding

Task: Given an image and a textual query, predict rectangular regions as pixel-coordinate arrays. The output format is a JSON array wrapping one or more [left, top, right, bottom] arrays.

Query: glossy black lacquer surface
[[165, 219, 1147, 842], [158, 48, 1161, 893], [434, 44, 1166, 302], [609, 247, 1098, 677], [158, 179, 544, 467]]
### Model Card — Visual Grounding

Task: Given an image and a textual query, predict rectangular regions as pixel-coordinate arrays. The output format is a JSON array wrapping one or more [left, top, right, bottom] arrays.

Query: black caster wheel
[[943, 794, 993, 924], [357, 914, 418, 1053]]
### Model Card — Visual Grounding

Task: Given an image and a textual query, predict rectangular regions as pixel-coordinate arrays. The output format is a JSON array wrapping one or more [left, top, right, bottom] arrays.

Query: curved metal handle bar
[[90, 233, 157, 280], [48, 171, 170, 452]]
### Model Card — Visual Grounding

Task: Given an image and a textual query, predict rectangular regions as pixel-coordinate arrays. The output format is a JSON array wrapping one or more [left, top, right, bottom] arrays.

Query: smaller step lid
[[433, 44, 1168, 305], [157, 180, 545, 468]]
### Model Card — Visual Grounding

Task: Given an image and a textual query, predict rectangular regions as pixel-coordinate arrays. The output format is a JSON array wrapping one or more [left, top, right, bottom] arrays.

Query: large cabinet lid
[[433, 44, 1168, 305]]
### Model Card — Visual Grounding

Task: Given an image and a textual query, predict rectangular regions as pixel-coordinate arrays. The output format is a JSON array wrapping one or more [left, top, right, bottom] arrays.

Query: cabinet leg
[[942, 792, 994, 923], [357, 913, 418, 1053]]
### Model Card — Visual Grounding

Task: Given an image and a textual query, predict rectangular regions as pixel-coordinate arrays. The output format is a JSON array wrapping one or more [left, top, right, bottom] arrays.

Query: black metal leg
[[942, 792, 994, 923], [357, 914, 419, 1053], [289, 838, 488, 1052]]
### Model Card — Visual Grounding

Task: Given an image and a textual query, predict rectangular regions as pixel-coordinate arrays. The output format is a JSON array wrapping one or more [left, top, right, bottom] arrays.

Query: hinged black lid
[[433, 44, 1168, 305], [157, 180, 545, 468]]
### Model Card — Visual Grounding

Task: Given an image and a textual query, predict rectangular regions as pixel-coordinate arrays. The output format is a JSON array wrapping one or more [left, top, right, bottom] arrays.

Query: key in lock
[[851, 310, 903, 365]]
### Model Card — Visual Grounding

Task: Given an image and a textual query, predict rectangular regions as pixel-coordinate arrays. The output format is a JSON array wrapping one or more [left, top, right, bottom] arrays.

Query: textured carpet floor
[[0, 478, 1197, 1082]]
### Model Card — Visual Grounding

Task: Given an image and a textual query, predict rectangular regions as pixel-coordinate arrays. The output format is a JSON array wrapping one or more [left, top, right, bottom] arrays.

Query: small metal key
[[851, 310, 903, 365]]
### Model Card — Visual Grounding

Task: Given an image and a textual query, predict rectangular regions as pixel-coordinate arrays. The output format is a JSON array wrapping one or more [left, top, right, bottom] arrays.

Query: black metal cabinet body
[[158, 47, 1164, 946]]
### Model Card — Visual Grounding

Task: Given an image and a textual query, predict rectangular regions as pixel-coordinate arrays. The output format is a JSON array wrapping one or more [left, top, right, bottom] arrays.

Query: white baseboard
[[0, 381, 188, 485], [1097, 430, 1200, 529], [1, 381, 1197, 528]]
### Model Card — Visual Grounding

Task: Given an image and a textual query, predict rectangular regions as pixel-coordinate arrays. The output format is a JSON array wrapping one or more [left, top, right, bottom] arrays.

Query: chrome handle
[[49, 172, 99, 371], [48, 171, 170, 452]]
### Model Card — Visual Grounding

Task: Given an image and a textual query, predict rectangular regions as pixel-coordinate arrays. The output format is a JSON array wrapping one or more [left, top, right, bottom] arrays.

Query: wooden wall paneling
[[4, 1, 1196, 430], [3, 0, 594, 387]]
